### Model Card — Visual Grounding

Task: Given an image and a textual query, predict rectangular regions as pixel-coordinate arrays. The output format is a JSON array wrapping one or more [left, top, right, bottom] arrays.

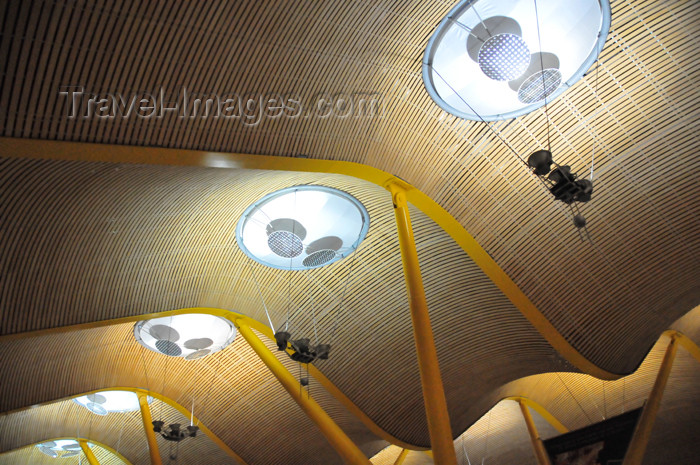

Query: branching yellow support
[[393, 448, 410, 465], [388, 182, 458, 465], [235, 322, 371, 465], [138, 393, 163, 465], [518, 400, 552, 465], [79, 439, 101, 465], [623, 334, 679, 465]]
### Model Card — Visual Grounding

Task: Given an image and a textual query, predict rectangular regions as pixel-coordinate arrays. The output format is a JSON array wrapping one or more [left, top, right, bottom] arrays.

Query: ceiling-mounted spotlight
[[134, 314, 237, 360], [36, 440, 85, 458], [423, 0, 611, 120], [152, 422, 198, 442], [274, 330, 331, 365], [527, 150, 593, 231], [236, 185, 370, 270], [73, 390, 151, 416]]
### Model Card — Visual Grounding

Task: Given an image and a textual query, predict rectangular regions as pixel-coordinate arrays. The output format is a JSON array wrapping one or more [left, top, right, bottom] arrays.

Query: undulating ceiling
[[0, 0, 698, 464]]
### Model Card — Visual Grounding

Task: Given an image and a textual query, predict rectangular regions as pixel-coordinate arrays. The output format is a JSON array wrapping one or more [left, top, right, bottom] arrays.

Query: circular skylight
[[423, 0, 611, 120], [236, 186, 370, 270], [73, 390, 149, 416], [134, 314, 237, 360], [36, 440, 86, 458]]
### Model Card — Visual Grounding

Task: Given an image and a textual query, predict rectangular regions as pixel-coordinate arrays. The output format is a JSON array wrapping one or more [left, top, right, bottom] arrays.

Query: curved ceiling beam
[[0, 307, 422, 451], [375, 328, 700, 461], [0, 386, 249, 465], [0, 436, 134, 465], [0, 136, 620, 380]]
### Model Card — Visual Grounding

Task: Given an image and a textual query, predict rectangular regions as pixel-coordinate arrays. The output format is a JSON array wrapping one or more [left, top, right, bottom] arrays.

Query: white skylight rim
[[422, 0, 611, 121], [134, 314, 237, 360], [72, 390, 150, 415], [236, 185, 370, 270], [36, 440, 88, 458]]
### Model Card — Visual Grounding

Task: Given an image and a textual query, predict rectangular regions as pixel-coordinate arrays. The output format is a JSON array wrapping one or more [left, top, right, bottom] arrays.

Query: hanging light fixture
[[36, 440, 84, 458], [236, 185, 370, 270], [134, 314, 237, 360], [423, 0, 610, 120], [73, 390, 151, 416]]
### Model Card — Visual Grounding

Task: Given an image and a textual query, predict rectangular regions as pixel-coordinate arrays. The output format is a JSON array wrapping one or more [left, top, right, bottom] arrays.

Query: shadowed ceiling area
[[0, 0, 698, 464]]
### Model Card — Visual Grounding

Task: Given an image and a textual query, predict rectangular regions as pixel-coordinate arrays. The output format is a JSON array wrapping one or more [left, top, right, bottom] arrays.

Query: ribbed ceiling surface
[[1, 0, 698, 375], [0, 443, 126, 465], [0, 0, 699, 463], [0, 158, 574, 452]]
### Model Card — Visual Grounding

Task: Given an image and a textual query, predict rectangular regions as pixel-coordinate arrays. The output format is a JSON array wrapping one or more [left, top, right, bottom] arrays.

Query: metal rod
[[623, 335, 679, 465], [388, 182, 458, 465], [79, 440, 101, 465], [138, 393, 163, 465], [518, 400, 553, 465]]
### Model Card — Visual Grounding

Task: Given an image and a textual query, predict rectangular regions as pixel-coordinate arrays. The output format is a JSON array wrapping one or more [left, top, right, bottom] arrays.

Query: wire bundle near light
[[134, 314, 237, 360], [36, 440, 84, 458], [73, 390, 149, 416], [236, 185, 370, 270], [423, 0, 610, 120]]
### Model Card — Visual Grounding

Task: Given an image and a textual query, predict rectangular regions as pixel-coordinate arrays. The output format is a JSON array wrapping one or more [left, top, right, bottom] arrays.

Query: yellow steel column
[[387, 183, 458, 465], [518, 400, 552, 465], [78, 439, 101, 465], [393, 449, 410, 465], [623, 335, 679, 465], [236, 322, 371, 465], [138, 393, 163, 465]]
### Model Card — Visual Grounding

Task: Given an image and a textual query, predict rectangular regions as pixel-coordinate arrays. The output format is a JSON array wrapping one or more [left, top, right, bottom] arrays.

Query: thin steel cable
[[555, 372, 593, 423], [590, 52, 601, 182], [533, 0, 552, 152], [245, 259, 275, 332], [332, 244, 360, 345]]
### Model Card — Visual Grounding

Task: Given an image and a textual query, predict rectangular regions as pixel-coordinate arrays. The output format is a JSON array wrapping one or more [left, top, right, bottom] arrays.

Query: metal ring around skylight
[[422, 0, 611, 121], [236, 185, 370, 270]]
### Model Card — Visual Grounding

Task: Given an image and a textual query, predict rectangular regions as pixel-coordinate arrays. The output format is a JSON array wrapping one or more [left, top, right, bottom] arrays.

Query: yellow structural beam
[[507, 397, 568, 434], [235, 322, 371, 465], [0, 386, 249, 465], [518, 399, 553, 465], [623, 334, 679, 465], [0, 437, 132, 464], [0, 136, 621, 380], [79, 439, 101, 465], [0, 307, 422, 452], [389, 183, 458, 465], [393, 449, 410, 465], [138, 393, 163, 465]]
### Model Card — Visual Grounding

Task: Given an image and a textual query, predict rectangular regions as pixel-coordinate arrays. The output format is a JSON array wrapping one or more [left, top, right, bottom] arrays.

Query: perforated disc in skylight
[[236, 186, 370, 270], [423, 0, 610, 120]]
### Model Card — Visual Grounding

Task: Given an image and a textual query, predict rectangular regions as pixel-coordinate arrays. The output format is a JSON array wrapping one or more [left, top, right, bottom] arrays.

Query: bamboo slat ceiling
[[0, 158, 575, 451], [0, 442, 126, 465], [0, 0, 698, 374], [0, 0, 699, 463]]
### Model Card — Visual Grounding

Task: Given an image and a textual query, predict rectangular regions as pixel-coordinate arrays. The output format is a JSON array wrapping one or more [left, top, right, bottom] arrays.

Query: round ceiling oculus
[[134, 313, 237, 360], [73, 390, 150, 415], [236, 185, 370, 270], [423, 0, 610, 120]]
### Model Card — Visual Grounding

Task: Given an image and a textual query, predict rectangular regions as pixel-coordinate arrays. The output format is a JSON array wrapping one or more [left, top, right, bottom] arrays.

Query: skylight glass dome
[[36, 440, 86, 458], [236, 185, 370, 270], [73, 390, 149, 416], [134, 314, 237, 360], [423, 0, 611, 120]]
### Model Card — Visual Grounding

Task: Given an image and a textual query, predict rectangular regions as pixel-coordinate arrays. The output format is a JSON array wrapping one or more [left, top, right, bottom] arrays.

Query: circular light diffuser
[[36, 440, 88, 459], [236, 185, 370, 270], [134, 314, 236, 360], [73, 390, 149, 415], [423, 0, 611, 120]]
